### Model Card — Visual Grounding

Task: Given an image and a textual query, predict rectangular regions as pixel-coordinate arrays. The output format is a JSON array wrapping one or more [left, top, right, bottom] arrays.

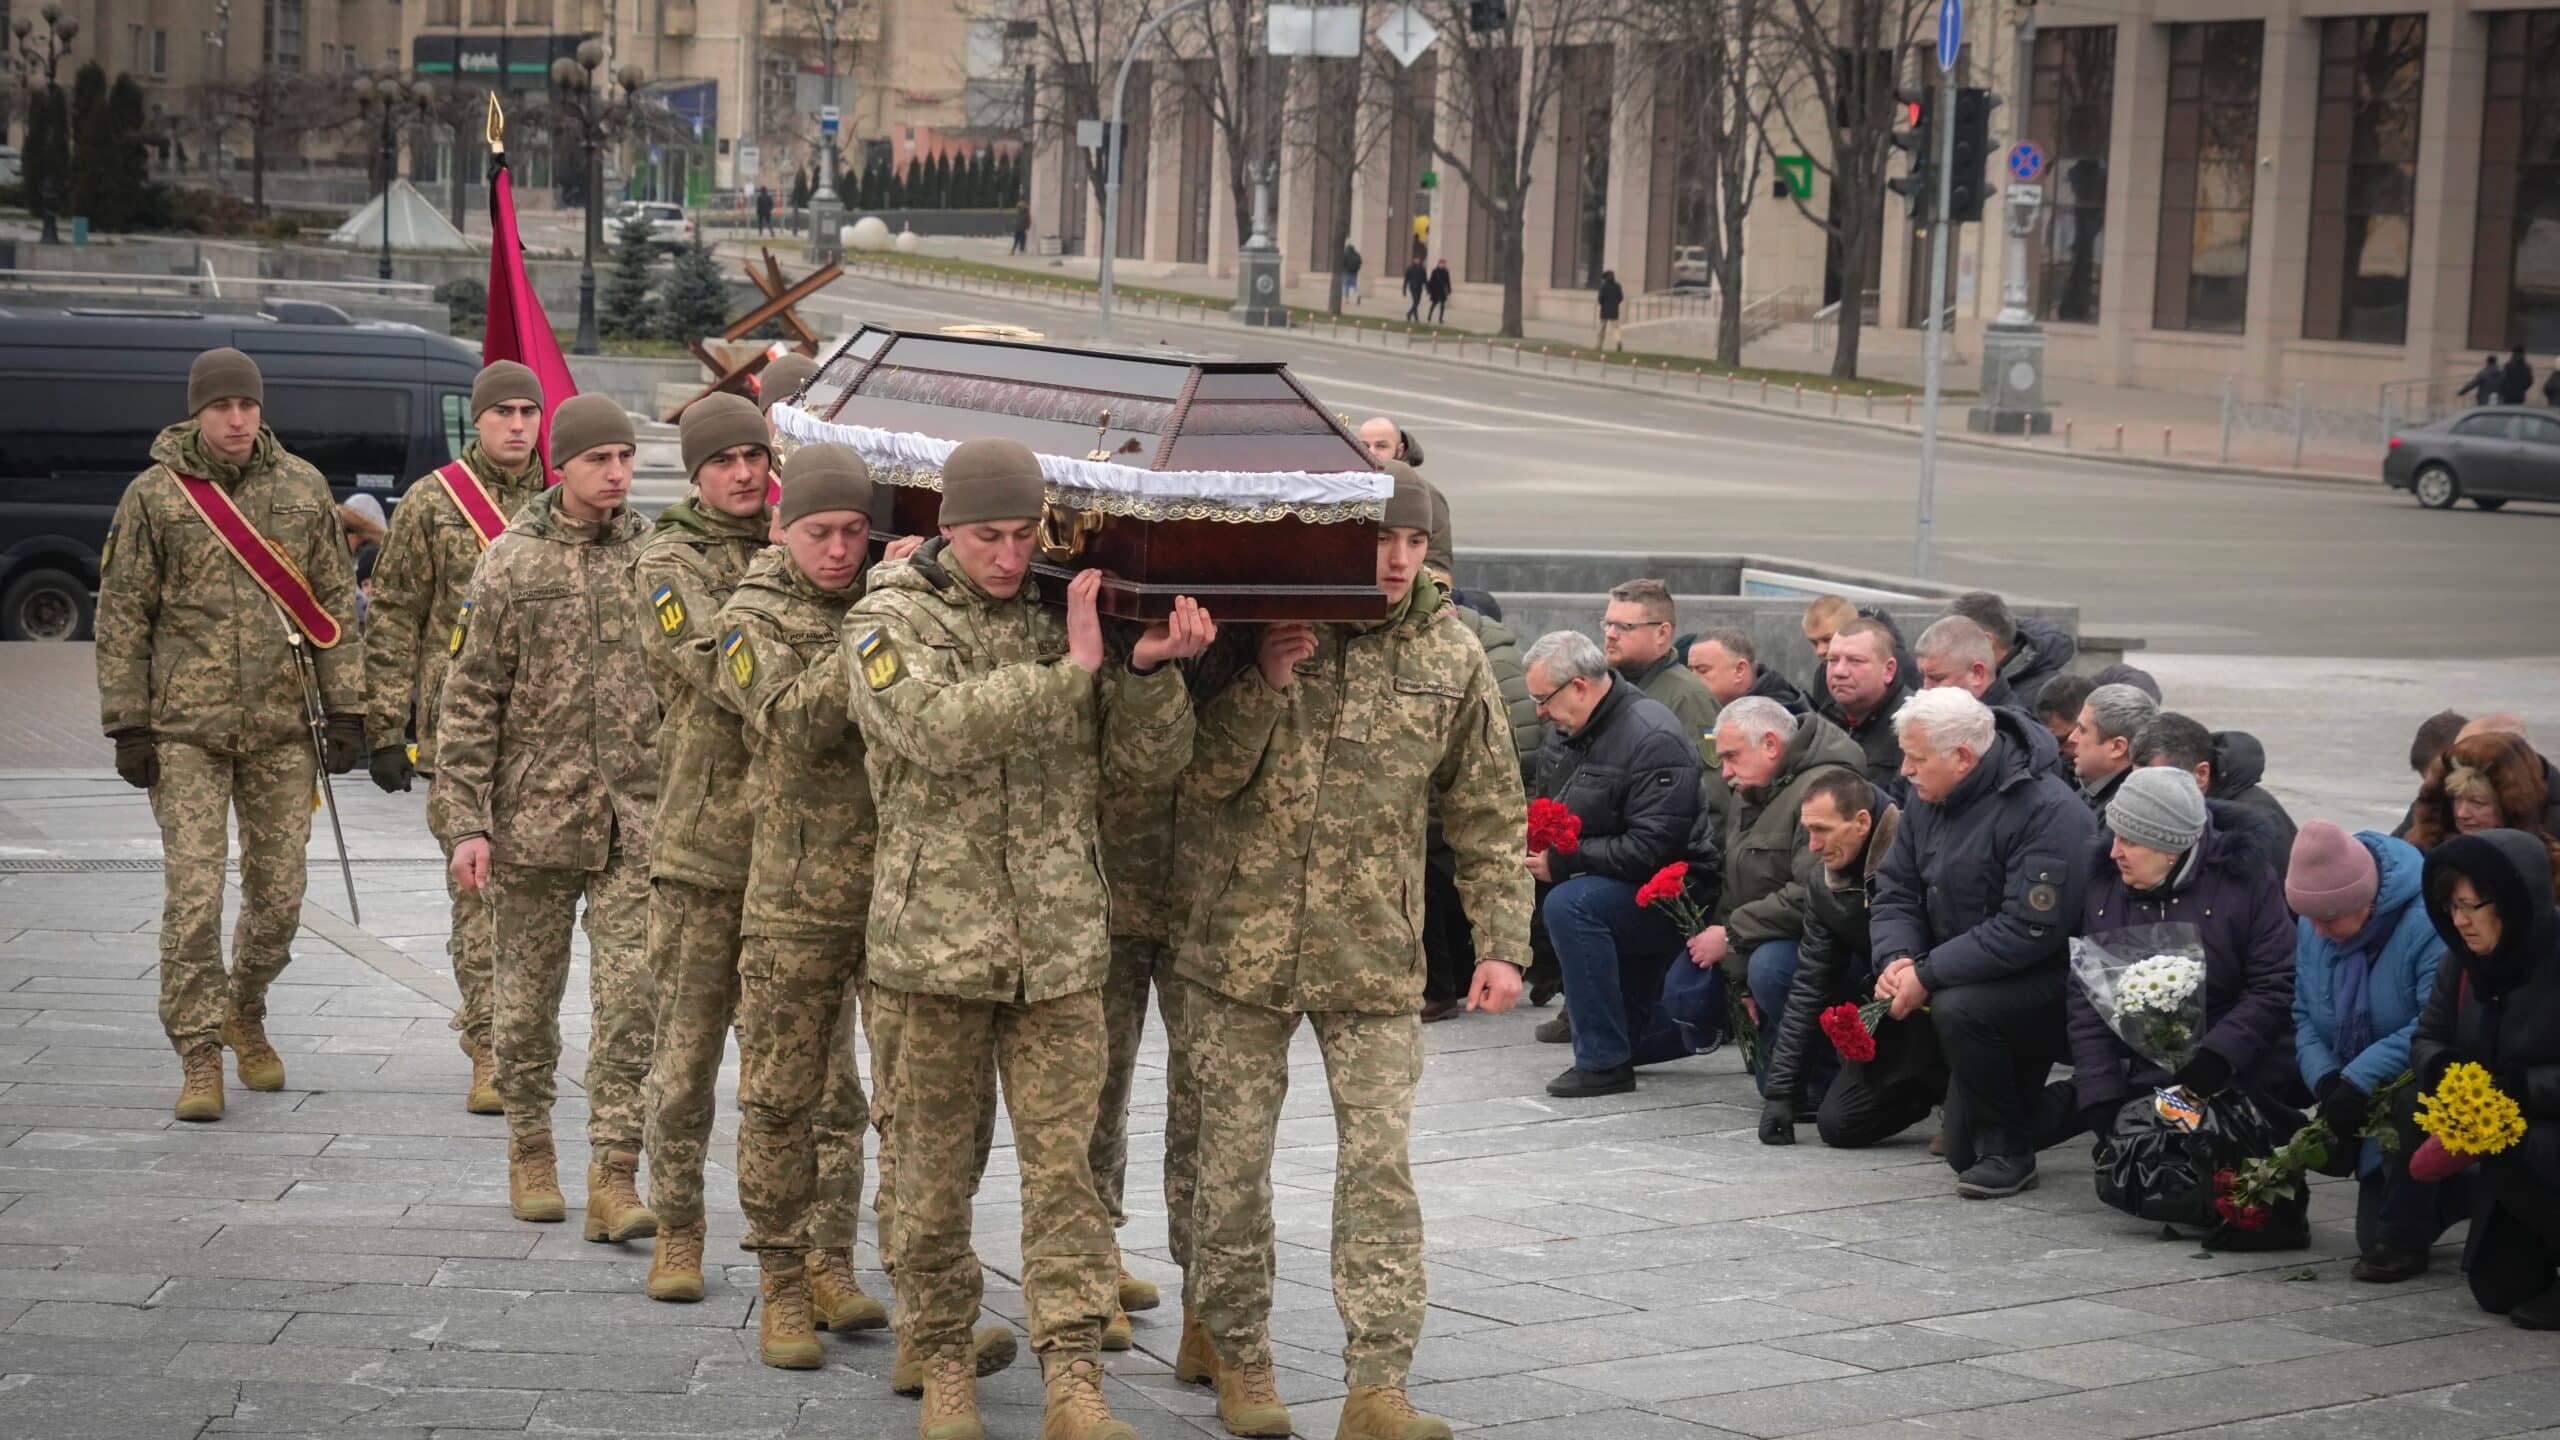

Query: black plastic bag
[[2093, 1089, 2282, 1226]]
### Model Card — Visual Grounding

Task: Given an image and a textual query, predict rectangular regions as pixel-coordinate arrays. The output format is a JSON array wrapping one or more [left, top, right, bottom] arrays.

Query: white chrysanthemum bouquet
[[2069, 925, 2209, 1072]]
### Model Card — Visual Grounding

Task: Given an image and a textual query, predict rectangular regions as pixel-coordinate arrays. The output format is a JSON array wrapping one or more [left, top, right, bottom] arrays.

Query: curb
[[823, 256, 2378, 492]]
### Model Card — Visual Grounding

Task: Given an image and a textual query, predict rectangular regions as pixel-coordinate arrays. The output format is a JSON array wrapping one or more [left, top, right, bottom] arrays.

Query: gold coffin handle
[[1038, 502, 1104, 562]]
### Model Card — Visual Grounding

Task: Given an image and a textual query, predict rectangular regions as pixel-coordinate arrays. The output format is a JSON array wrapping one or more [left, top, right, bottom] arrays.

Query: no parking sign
[[2007, 142, 2045, 184]]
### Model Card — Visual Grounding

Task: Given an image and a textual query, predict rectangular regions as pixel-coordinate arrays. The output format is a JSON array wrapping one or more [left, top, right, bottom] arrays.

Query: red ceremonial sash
[[434, 460, 512, 548], [171, 473, 343, 649]]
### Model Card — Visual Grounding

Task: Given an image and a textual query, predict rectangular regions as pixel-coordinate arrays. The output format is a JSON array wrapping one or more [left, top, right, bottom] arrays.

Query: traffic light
[[1887, 86, 1936, 226], [1468, 0, 1507, 31], [1947, 87, 1999, 224]]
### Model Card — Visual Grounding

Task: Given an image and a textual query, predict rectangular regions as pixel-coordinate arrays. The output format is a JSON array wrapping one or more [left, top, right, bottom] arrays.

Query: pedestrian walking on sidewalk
[[1404, 255, 1427, 322], [1340, 240, 1363, 305], [1012, 201, 1031, 255], [1427, 260, 1451, 324], [754, 186, 774, 235], [2458, 356, 2501, 406], [2499, 348, 2535, 406], [1597, 270, 1626, 352], [96, 347, 364, 1125]]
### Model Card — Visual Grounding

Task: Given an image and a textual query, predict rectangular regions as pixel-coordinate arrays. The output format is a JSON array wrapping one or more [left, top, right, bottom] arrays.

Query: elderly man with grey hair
[[1913, 616, 2015, 709], [1869, 686, 2094, 1197], [1521, 630, 1707, 1098], [2070, 682, 2160, 815]]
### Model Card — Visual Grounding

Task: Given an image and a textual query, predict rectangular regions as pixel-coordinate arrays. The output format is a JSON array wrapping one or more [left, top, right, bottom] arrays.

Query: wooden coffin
[[772, 324, 1387, 622]]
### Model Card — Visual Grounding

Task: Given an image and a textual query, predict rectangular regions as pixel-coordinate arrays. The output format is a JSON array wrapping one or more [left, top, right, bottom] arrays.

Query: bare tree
[[1157, 0, 1282, 257], [988, 0, 1142, 247], [1624, 0, 1775, 365], [1414, 0, 1607, 339], [1282, 48, 1401, 314], [768, 0, 872, 187], [198, 71, 354, 216], [1754, 0, 1929, 378]]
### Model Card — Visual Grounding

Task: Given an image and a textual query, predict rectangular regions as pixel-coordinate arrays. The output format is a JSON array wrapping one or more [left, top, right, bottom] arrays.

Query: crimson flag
[[484, 151, 577, 480]]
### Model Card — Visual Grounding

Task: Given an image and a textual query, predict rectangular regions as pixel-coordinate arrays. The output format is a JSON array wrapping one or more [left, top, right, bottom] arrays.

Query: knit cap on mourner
[[1381, 460, 1432, 533], [758, 354, 819, 415], [188, 347, 264, 414], [680, 393, 771, 478], [777, 444, 875, 528], [2287, 820, 2381, 920], [937, 437, 1047, 525], [2108, 767, 2208, 854], [548, 395, 637, 463], [471, 361, 544, 420]]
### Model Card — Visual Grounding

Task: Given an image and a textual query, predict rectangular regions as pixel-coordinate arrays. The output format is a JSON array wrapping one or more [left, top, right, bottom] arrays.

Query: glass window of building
[[2470, 10, 2560, 352], [2154, 21, 2262, 333], [2304, 16, 2425, 344], [2031, 26, 2115, 323]]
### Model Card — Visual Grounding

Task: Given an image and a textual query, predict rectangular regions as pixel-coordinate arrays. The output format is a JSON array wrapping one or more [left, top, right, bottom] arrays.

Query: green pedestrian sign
[[1419, 170, 1438, 190]]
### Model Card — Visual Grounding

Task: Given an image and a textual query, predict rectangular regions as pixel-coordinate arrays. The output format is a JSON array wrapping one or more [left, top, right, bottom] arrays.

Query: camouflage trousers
[[1185, 980, 1426, 1390], [641, 878, 743, 1228], [1094, 936, 1200, 1272], [426, 774, 495, 1046], [865, 980, 996, 1276], [875, 985, 1111, 1357], [148, 741, 315, 1053], [735, 929, 868, 1255], [489, 840, 654, 1156]]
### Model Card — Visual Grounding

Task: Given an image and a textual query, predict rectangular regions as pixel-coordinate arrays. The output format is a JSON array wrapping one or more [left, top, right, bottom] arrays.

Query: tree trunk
[[251, 125, 268, 217], [1325, 156, 1354, 317], [1831, 227, 1866, 379], [1716, 213, 1748, 365], [1498, 203, 1526, 339]]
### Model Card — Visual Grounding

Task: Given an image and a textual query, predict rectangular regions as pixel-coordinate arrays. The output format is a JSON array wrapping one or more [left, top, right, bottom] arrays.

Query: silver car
[[2382, 405, 2560, 511]]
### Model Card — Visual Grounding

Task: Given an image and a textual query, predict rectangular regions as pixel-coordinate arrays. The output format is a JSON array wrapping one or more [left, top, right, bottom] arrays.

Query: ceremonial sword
[[284, 626, 362, 926]]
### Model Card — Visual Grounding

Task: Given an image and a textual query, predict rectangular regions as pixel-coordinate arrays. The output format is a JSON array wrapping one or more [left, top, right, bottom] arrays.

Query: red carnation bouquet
[[1818, 1000, 1892, 1063], [1637, 861, 1763, 1071], [1527, 798, 1583, 856]]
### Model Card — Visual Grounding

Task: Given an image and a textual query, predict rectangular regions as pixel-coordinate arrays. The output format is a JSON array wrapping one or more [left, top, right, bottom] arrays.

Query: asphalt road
[[748, 271, 2559, 660]]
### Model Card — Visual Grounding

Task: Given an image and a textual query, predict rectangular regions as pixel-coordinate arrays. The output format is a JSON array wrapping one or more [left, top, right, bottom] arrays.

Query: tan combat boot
[[461, 1032, 502, 1115], [583, 1149, 658, 1243], [174, 1042, 225, 1123], [1172, 1309, 1216, 1385], [221, 1005, 285, 1091], [1214, 1358, 1292, 1437], [892, 1326, 1019, 1396], [1338, 1385, 1454, 1440], [758, 1262, 824, 1370], [647, 1221, 706, 1302], [807, 1248, 888, 1332], [1100, 1304, 1132, 1352], [508, 1131, 566, 1222], [1039, 1355, 1137, 1440], [918, 1347, 986, 1440], [1115, 1266, 1159, 1313]]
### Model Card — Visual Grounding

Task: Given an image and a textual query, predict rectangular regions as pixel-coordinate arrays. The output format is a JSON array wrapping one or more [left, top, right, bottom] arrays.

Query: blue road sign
[[1937, 0, 1962, 71], [2007, 141, 2044, 182]]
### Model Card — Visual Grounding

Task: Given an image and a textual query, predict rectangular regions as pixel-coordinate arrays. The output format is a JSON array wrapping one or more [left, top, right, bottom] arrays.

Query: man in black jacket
[[1871, 688, 2096, 1198], [1688, 627, 1810, 716], [1523, 631, 1705, 1098], [1950, 591, 2077, 711], [2071, 682, 2158, 816], [1818, 618, 1915, 804], [2130, 712, 2298, 881], [1759, 768, 1915, 1148]]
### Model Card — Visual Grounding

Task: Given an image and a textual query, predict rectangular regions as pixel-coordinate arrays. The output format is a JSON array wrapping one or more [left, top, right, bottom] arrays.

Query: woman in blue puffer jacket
[[2287, 821, 2458, 1283]]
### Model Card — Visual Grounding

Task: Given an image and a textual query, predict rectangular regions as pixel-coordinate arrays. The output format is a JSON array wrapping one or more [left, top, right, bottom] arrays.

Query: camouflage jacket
[[361, 443, 547, 769], [435, 487, 658, 871], [632, 497, 769, 889], [1455, 603, 1540, 784], [1100, 628, 1253, 945], [96, 424, 360, 754], [845, 541, 1195, 1001], [1175, 575, 1532, 1015], [715, 547, 874, 938]]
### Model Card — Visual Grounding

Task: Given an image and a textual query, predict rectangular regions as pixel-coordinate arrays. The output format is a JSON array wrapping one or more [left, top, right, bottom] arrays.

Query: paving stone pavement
[[2, 689, 2557, 1438]]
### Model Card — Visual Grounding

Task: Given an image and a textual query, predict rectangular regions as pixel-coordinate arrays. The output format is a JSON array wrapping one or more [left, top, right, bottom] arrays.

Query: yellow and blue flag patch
[[724, 630, 755, 688], [856, 628, 903, 691]]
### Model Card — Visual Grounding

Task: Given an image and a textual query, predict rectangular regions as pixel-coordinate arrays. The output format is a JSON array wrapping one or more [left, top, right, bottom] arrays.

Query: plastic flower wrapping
[[2069, 924, 2209, 1072]]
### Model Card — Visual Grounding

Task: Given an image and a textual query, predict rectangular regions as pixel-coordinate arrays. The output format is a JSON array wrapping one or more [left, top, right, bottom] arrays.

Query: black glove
[[369, 744, 415, 794], [110, 728, 159, 790], [323, 714, 367, 775], [2081, 1102, 2121, 1141], [2172, 1048, 2233, 1098], [1759, 1098, 1798, 1146], [2315, 1076, 2365, 1140]]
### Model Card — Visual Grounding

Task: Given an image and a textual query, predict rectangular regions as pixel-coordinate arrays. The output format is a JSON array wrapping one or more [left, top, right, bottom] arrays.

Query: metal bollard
[[2064, 419, 2074, 451], [1904, 393, 1914, 424], [1830, 385, 1839, 415], [1794, 383, 1804, 410], [1541, 346, 1551, 371], [1760, 378, 1771, 403], [1513, 343, 1523, 367], [2163, 426, 2173, 457], [2114, 423, 2125, 452]]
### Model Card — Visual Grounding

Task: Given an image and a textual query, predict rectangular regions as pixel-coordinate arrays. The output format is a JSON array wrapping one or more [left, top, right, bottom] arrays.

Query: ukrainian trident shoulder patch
[[724, 629, 755, 688], [652, 584, 685, 635], [856, 628, 903, 692]]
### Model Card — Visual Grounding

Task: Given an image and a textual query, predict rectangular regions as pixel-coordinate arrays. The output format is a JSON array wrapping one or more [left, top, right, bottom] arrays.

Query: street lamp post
[[353, 68, 437, 283], [553, 42, 648, 357], [11, 5, 79, 244]]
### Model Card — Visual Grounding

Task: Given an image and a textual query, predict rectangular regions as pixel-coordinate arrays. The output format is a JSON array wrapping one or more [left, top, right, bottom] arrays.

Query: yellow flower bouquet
[[2408, 1062, 2527, 1183]]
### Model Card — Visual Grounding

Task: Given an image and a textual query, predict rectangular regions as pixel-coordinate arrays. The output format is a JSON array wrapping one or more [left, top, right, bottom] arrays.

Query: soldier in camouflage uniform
[[1176, 464, 1530, 1440], [630, 394, 772, 1301], [706, 444, 889, 1365], [96, 348, 364, 1122], [438, 395, 661, 1241], [846, 437, 1212, 1440], [361, 361, 552, 1114]]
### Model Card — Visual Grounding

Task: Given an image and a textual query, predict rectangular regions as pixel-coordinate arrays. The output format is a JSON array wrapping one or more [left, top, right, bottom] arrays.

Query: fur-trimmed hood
[[2407, 731, 2560, 888]]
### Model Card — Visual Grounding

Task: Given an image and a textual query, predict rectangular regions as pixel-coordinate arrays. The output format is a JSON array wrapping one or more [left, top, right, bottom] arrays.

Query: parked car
[[1670, 245, 1711, 290], [0, 303, 481, 641], [613, 200, 692, 249], [2382, 404, 2560, 511], [0, 146, 20, 186]]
